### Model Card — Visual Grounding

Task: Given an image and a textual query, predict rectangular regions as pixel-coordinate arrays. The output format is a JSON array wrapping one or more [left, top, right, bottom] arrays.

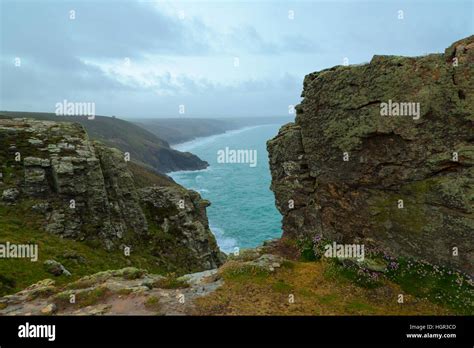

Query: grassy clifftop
[[1, 239, 472, 315]]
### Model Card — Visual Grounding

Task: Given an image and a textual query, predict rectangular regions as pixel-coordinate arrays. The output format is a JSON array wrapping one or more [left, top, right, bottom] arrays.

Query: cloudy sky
[[1, 0, 472, 118]]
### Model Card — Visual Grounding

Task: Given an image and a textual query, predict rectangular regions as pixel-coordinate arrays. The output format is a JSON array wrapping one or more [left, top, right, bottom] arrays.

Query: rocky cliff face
[[0, 118, 224, 271], [268, 36, 473, 275]]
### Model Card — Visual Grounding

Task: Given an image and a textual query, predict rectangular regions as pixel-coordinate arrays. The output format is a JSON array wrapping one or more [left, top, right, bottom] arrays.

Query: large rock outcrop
[[268, 36, 473, 275], [0, 118, 224, 271]]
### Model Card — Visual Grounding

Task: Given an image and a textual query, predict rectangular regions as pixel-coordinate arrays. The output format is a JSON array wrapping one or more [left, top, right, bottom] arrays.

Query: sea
[[170, 124, 283, 253]]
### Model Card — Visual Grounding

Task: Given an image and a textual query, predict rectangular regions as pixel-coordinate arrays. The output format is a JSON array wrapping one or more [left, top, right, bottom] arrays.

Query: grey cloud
[[0, 57, 133, 105], [1, 1, 214, 61], [1, 1, 214, 110], [222, 26, 319, 55]]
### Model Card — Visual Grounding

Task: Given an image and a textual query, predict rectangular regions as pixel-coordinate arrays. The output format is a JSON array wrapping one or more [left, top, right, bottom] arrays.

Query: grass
[[272, 279, 293, 293], [144, 295, 161, 312], [191, 260, 452, 315], [321, 255, 474, 315], [309, 237, 474, 315], [280, 260, 296, 269], [219, 262, 270, 282], [190, 238, 472, 315], [317, 293, 339, 304], [298, 240, 319, 262], [0, 200, 169, 297], [76, 287, 111, 307], [127, 162, 177, 188], [345, 300, 376, 314], [54, 286, 111, 309], [384, 258, 474, 315], [152, 274, 189, 289], [323, 259, 384, 289], [116, 288, 134, 296]]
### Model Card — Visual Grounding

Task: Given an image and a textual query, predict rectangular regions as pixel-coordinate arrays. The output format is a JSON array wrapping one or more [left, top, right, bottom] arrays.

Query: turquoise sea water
[[170, 124, 283, 253]]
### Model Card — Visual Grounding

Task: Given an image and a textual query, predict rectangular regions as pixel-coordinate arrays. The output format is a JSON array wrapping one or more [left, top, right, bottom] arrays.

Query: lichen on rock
[[0, 117, 224, 272], [268, 36, 474, 275]]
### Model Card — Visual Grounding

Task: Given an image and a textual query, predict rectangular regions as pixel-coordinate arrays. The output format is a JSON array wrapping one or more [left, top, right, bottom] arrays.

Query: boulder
[[2, 188, 19, 202], [43, 260, 71, 277], [40, 303, 57, 315]]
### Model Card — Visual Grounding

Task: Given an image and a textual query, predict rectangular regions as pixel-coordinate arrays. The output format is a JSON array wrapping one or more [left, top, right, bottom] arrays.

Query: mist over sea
[[170, 124, 283, 253]]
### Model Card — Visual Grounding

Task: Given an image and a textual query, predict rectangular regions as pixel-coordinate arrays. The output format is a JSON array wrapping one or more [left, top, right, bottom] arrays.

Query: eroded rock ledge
[[268, 36, 474, 275], [0, 118, 224, 271]]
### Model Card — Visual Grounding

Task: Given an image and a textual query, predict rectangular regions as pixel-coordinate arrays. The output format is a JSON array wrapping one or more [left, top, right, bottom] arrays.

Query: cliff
[[268, 36, 474, 275], [0, 112, 208, 173], [0, 118, 224, 284]]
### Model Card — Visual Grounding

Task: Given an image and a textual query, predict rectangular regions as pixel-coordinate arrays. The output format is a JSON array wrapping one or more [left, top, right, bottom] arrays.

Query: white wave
[[171, 125, 270, 152], [210, 225, 238, 253], [168, 166, 210, 177]]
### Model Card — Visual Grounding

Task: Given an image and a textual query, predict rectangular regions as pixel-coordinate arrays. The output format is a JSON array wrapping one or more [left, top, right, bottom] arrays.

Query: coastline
[[170, 125, 265, 152], [168, 124, 284, 254]]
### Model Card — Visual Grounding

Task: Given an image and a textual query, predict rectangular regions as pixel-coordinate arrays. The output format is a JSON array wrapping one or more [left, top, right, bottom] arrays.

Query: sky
[[0, 0, 472, 118]]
